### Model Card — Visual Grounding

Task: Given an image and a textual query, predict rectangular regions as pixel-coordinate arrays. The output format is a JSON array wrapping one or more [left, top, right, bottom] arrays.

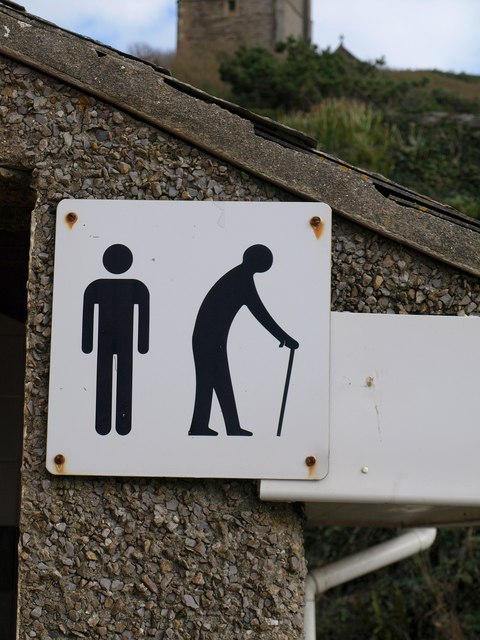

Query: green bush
[[392, 117, 480, 216], [446, 195, 480, 219], [307, 527, 480, 639], [219, 39, 408, 113], [219, 40, 324, 111]]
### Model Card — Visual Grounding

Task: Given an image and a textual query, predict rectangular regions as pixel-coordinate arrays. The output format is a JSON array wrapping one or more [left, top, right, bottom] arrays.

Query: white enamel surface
[[46, 200, 331, 479]]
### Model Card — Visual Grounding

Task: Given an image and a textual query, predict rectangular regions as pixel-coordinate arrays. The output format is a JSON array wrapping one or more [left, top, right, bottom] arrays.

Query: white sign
[[46, 200, 331, 480]]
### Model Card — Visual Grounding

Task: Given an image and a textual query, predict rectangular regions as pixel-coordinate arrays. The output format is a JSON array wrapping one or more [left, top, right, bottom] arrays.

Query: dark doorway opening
[[0, 165, 35, 638]]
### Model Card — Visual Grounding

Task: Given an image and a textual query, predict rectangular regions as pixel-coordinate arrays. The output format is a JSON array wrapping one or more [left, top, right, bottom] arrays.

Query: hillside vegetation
[[385, 68, 480, 104], [218, 39, 480, 218], [134, 40, 480, 217]]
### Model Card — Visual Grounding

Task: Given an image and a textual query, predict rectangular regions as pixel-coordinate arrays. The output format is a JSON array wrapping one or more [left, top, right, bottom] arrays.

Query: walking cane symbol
[[277, 347, 295, 437]]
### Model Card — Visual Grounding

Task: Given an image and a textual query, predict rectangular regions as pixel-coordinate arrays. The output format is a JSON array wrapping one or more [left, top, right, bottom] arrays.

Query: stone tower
[[177, 0, 312, 57]]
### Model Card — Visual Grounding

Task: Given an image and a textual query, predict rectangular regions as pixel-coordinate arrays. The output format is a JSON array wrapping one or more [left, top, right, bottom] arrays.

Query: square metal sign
[[46, 200, 331, 480]]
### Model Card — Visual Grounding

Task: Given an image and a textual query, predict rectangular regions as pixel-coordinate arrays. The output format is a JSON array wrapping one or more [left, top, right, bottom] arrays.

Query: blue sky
[[25, 0, 480, 74]]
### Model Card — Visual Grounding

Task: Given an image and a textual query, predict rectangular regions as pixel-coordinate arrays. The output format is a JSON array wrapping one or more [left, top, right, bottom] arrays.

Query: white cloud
[[26, 0, 177, 51], [312, 0, 480, 73]]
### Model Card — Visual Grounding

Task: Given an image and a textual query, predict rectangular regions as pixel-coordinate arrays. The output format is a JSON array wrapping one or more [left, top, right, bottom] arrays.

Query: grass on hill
[[385, 68, 480, 105]]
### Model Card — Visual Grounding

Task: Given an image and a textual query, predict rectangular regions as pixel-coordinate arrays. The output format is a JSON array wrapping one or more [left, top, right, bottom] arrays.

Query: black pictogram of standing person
[[82, 244, 150, 436], [189, 244, 299, 437]]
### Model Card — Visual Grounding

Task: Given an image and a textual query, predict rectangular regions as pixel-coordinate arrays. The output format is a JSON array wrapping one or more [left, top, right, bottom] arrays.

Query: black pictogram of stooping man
[[82, 244, 150, 436], [189, 244, 299, 437]]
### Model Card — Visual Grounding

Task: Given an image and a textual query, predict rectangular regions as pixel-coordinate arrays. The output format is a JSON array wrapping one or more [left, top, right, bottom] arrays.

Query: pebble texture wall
[[331, 223, 480, 317], [0, 58, 305, 639]]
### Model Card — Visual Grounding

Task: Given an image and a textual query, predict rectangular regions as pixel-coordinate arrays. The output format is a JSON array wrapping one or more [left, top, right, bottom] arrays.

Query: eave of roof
[[1, 2, 479, 278]]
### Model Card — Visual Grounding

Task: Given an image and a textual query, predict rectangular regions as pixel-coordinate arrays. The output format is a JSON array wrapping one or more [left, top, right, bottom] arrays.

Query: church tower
[[177, 0, 312, 57]]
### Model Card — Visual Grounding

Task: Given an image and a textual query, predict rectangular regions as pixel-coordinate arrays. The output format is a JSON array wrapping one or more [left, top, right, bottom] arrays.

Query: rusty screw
[[310, 216, 322, 228], [65, 212, 78, 224], [305, 456, 316, 467], [54, 454, 65, 466]]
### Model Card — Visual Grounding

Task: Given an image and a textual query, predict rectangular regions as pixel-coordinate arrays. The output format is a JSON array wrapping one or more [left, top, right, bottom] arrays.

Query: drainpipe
[[304, 528, 437, 640]]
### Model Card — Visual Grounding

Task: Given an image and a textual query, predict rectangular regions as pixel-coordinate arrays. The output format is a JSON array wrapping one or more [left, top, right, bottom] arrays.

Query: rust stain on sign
[[65, 212, 78, 229], [309, 216, 324, 239], [53, 454, 66, 473], [305, 455, 317, 478]]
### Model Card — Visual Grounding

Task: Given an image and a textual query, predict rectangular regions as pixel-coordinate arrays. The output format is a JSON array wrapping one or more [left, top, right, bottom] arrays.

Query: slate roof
[[1, 1, 480, 277]]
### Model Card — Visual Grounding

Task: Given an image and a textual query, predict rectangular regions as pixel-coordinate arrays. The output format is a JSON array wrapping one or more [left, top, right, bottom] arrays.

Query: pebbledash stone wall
[[1, 58, 304, 639], [2, 53, 480, 639], [331, 220, 480, 317]]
